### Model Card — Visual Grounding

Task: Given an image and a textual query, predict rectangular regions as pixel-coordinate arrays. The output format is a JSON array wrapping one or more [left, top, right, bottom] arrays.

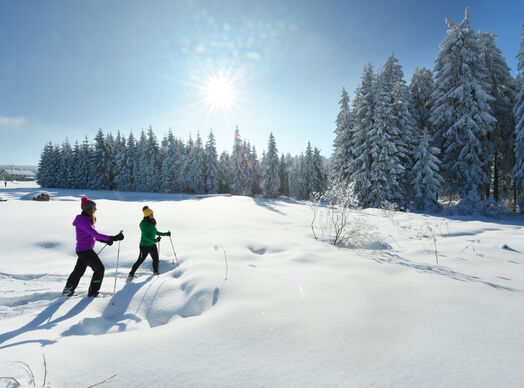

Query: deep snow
[[1, 182, 523, 387]]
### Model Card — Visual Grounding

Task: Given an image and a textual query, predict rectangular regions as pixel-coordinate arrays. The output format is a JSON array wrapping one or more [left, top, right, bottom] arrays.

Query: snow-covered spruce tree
[[348, 64, 376, 205], [133, 130, 148, 192], [261, 132, 280, 198], [382, 54, 418, 205], [392, 80, 418, 205], [250, 145, 262, 195], [160, 129, 179, 193], [365, 67, 405, 208], [303, 141, 318, 198], [178, 135, 193, 193], [279, 153, 291, 196], [144, 126, 161, 192], [289, 153, 308, 200], [231, 127, 248, 195], [243, 142, 255, 196], [205, 130, 219, 194], [513, 25, 524, 211], [332, 88, 353, 183], [36, 141, 57, 187], [478, 30, 516, 201], [58, 139, 74, 188], [430, 7, 495, 202], [105, 132, 117, 190], [193, 132, 207, 193], [217, 151, 232, 193], [412, 131, 444, 211], [75, 136, 92, 189], [409, 67, 434, 135], [312, 147, 327, 193], [71, 141, 80, 189], [114, 132, 134, 192], [90, 129, 113, 190], [111, 132, 125, 191], [184, 132, 205, 194]]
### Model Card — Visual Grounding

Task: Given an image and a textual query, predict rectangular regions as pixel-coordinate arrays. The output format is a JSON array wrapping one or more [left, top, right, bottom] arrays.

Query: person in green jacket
[[128, 206, 170, 278]]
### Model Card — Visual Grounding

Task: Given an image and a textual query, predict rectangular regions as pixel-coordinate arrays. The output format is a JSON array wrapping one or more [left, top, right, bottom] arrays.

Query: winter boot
[[62, 286, 74, 297]]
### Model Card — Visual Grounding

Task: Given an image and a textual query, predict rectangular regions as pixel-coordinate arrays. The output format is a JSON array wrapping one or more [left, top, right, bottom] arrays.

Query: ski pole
[[97, 243, 108, 256], [113, 230, 122, 295], [169, 234, 179, 267]]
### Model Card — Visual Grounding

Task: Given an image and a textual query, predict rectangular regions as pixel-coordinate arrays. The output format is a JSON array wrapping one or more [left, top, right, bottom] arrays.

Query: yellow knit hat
[[143, 206, 153, 217]]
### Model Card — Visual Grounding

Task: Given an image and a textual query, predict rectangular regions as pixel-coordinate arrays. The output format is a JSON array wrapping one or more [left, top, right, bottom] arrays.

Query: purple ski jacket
[[73, 214, 111, 252]]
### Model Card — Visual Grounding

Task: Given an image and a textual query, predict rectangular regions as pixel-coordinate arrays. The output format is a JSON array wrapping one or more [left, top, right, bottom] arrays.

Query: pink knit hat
[[81, 197, 96, 211]]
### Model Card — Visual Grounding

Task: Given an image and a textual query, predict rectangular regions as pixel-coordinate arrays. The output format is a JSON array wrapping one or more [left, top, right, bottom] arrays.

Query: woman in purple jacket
[[62, 197, 124, 297]]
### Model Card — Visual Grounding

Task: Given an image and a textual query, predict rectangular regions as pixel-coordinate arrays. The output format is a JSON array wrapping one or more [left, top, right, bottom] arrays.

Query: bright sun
[[204, 75, 236, 109]]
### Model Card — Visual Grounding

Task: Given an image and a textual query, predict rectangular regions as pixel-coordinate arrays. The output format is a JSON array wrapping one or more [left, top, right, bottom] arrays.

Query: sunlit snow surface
[[0, 182, 523, 387]]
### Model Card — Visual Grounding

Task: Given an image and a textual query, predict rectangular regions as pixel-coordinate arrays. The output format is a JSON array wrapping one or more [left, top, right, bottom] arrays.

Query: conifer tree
[[144, 126, 161, 192], [513, 25, 524, 206], [412, 131, 444, 211], [303, 141, 317, 198], [478, 30, 516, 201], [91, 129, 112, 190], [114, 133, 133, 192], [133, 130, 148, 192], [160, 129, 179, 193], [218, 151, 232, 193], [348, 64, 375, 205], [76, 137, 92, 189], [244, 142, 255, 196], [366, 69, 405, 207], [279, 153, 291, 196], [36, 142, 56, 187], [430, 8, 495, 201], [409, 67, 433, 135], [312, 147, 326, 193], [261, 133, 280, 198], [105, 132, 116, 190], [250, 145, 261, 195], [178, 136, 194, 193], [58, 139, 74, 188], [71, 141, 81, 189], [231, 127, 248, 195], [205, 130, 219, 194], [332, 88, 352, 183]]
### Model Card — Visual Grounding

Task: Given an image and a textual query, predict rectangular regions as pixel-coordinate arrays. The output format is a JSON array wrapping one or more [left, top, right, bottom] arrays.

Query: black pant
[[64, 249, 105, 297], [130, 245, 159, 276]]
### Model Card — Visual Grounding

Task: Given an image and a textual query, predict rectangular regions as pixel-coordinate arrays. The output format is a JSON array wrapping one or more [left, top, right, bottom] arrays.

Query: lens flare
[[296, 279, 306, 299]]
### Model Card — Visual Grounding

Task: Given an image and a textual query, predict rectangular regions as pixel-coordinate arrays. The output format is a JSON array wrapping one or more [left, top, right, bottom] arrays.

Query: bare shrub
[[310, 181, 369, 247]]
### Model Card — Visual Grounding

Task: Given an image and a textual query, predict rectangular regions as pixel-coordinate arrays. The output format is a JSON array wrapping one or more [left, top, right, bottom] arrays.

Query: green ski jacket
[[139, 219, 169, 247]]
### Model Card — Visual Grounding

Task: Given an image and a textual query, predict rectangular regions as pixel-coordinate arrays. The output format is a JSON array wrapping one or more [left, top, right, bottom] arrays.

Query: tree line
[[36, 126, 327, 200]]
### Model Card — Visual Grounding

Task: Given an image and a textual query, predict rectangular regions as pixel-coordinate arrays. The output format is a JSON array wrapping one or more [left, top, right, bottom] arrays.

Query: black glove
[[167, 231, 171, 236], [104, 239, 114, 246], [112, 231, 124, 241], [155, 236, 161, 242]]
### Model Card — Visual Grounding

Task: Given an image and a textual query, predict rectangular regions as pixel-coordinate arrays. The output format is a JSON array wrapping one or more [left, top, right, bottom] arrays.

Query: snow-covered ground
[[1, 181, 523, 387]]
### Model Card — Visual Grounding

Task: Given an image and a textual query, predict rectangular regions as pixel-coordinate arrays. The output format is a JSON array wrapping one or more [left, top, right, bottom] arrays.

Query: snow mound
[[20, 191, 50, 201]]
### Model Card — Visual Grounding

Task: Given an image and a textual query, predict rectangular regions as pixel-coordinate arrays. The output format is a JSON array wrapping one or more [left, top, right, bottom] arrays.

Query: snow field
[[0, 182, 523, 387]]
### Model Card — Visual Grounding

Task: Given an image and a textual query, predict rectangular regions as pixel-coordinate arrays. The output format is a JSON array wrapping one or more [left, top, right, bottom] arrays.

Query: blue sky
[[0, 0, 522, 165]]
